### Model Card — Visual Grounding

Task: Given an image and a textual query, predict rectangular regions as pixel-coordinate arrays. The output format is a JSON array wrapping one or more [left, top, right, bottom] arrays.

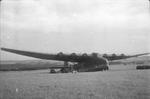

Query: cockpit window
[[97, 54, 103, 58], [91, 53, 98, 57]]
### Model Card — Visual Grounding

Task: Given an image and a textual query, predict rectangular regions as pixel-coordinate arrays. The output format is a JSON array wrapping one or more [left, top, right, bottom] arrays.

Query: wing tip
[[1, 47, 7, 51], [1, 47, 13, 52]]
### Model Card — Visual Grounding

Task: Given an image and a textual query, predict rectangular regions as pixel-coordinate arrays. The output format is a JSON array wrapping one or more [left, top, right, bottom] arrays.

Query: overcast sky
[[0, 0, 150, 60]]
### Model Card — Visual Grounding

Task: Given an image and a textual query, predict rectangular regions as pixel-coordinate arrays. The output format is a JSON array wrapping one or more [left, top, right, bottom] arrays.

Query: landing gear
[[60, 68, 71, 73], [50, 69, 56, 73], [106, 66, 109, 70], [104, 66, 109, 71], [60, 68, 67, 73]]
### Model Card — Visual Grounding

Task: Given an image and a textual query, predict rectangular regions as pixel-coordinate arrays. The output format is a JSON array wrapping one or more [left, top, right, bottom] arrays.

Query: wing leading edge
[[1, 47, 149, 62], [103, 53, 150, 61], [1, 48, 80, 62]]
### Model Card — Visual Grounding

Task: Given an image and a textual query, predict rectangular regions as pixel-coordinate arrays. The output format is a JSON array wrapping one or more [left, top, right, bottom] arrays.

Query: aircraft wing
[[1, 48, 82, 62], [1, 47, 149, 62], [104, 53, 150, 61]]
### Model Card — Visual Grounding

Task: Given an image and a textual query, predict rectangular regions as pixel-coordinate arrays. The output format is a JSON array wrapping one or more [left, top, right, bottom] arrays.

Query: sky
[[0, 0, 150, 60]]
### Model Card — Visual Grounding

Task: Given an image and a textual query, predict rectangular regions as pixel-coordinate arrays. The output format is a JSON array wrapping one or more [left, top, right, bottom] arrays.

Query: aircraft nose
[[101, 58, 109, 66]]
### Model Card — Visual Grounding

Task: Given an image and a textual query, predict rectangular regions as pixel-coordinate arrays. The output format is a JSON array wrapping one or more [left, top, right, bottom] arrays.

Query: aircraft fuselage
[[51, 57, 109, 73]]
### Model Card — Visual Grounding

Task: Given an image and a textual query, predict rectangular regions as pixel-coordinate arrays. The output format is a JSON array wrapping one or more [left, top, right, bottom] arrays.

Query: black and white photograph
[[0, 0, 150, 99]]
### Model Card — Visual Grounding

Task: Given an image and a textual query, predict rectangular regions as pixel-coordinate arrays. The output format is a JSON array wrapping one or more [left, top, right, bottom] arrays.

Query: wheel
[[106, 66, 109, 70], [50, 69, 56, 73]]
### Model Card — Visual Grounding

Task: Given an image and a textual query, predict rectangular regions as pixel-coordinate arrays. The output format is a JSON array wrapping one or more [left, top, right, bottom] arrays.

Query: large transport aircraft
[[1, 48, 150, 73]]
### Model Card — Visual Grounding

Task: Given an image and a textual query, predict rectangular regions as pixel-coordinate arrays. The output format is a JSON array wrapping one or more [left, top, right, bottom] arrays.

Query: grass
[[0, 65, 150, 99]]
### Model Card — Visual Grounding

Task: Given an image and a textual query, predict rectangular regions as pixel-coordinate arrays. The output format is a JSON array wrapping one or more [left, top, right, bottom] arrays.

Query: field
[[0, 64, 150, 99]]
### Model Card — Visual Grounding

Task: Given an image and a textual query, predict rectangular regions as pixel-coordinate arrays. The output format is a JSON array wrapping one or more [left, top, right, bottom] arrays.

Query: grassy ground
[[0, 64, 150, 99]]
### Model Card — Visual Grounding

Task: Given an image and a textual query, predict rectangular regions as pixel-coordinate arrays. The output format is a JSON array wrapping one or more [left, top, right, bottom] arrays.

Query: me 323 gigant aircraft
[[1, 48, 149, 73]]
